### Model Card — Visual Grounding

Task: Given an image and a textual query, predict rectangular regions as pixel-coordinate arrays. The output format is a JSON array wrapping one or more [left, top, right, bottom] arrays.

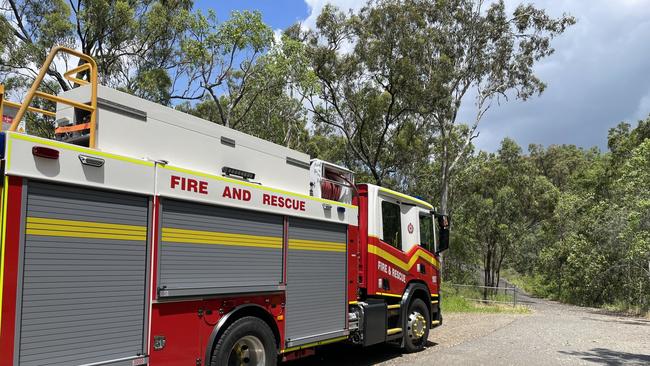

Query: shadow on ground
[[581, 316, 650, 327], [584, 308, 650, 322], [285, 341, 438, 366], [558, 348, 650, 365]]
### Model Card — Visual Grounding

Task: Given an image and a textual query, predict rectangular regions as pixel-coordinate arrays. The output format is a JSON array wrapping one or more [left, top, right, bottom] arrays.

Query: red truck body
[[0, 47, 446, 366]]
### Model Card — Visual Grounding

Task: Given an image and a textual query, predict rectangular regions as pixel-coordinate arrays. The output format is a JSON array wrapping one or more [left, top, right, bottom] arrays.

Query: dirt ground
[[286, 296, 650, 365]]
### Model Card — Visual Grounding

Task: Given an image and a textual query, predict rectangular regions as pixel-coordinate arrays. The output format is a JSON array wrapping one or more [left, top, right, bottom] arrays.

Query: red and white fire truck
[[0, 47, 449, 366]]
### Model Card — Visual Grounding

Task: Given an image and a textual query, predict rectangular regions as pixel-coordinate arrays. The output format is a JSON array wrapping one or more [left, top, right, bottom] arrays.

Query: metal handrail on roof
[[1, 46, 98, 148]]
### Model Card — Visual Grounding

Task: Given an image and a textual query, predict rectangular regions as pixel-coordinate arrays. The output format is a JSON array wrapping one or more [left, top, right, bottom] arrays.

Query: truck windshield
[[419, 214, 433, 252]]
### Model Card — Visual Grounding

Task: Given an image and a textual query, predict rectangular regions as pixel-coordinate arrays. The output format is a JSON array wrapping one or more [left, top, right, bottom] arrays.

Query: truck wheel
[[210, 316, 276, 366], [403, 298, 430, 353]]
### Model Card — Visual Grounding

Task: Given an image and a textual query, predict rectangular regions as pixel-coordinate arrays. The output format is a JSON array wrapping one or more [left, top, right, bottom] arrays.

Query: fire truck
[[0, 47, 449, 366]]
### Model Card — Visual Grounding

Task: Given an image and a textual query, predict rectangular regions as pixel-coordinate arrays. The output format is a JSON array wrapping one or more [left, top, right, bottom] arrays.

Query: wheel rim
[[227, 335, 266, 366], [407, 311, 427, 341]]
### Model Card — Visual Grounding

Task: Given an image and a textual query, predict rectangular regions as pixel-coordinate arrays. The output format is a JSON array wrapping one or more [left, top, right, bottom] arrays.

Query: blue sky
[[196, 0, 650, 153], [195, 1, 309, 30]]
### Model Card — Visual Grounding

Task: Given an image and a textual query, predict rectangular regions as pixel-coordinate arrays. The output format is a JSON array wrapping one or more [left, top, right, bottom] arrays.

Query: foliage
[[175, 16, 316, 151], [407, 0, 575, 214], [4, 0, 645, 316], [294, 3, 434, 186], [448, 138, 558, 288], [177, 9, 274, 128], [445, 117, 650, 314], [440, 283, 530, 314], [534, 119, 649, 311], [0, 0, 191, 103], [501, 268, 551, 299], [294, 0, 574, 193]]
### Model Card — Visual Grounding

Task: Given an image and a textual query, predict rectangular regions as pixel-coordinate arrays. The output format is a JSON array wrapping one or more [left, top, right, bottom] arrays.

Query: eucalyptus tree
[[403, 0, 576, 214], [458, 138, 557, 289], [0, 0, 191, 103], [176, 21, 314, 150], [176, 9, 276, 129], [298, 4, 431, 186], [296, 0, 574, 205]]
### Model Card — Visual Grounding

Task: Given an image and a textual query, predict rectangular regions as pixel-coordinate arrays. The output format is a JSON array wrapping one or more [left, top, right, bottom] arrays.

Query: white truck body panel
[[55, 85, 311, 195], [3, 132, 357, 225], [5, 133, 155, 195]]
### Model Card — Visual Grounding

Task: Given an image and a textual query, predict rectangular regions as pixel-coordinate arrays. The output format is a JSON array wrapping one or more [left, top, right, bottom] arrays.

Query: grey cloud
[[301, 1, 650, 152], [458, 0, 650, 152]]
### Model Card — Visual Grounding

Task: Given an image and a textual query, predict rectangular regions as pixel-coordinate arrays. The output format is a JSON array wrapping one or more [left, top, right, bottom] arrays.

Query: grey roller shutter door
[[159, 199, 284, 297], [285, 218, 347, 346], [19, 181, 149, 366]]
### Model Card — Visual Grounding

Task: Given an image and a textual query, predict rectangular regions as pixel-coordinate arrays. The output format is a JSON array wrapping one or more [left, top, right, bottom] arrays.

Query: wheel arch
[[204, 304, 281, 364], [401, 280, 432, 313]]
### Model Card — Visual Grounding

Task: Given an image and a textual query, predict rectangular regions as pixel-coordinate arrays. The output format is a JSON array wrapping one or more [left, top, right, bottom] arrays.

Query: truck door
[[418, 211, 439, 291], [370, 188, 438, 297]]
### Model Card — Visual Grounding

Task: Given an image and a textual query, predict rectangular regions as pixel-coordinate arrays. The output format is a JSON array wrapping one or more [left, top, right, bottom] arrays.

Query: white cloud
[[302, 0, 365, 29], [273, 28, 284, 44]]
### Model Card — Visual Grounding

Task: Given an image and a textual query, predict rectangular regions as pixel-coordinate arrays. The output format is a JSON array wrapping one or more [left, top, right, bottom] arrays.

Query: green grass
[[502, 269, 649, 319], [440, 283, 531, 314], [501, 268, 551, 298], [602, 301, 650, 319]]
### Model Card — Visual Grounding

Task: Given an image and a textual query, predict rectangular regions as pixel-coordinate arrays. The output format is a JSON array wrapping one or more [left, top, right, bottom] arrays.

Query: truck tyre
[[403, 298, 430, 353], [210, 316, 276, 366]]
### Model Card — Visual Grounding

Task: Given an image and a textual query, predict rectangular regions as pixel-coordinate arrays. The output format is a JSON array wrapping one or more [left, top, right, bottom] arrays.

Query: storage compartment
[[158, 199, 284, 297], [285, 217, 348, 347], [18, 181, 149, 366]]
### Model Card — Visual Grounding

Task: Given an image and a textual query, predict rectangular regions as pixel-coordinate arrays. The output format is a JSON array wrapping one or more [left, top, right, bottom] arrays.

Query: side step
[[387, 327, 402, 336]]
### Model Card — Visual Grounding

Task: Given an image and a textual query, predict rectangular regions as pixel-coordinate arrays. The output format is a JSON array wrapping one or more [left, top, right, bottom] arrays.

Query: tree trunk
[[439, 131, 450, 214], [371, 166, 383, 186], [440, 175, 449, 214], [483, 246, 492, 300], [495, 248, 507, 289], [496, 270, 501, 290], [491, 249, 498, 287]]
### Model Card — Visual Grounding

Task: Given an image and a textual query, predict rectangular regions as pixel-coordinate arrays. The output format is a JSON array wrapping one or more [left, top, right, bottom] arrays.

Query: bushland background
[[1, 0, 647, 315]]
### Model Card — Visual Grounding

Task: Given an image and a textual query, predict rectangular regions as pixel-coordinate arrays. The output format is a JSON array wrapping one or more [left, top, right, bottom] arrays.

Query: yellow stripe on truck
[[9, 133, 154, 168], [368, 244, 440, 270], [27, 217, 146, 231], [25, 217, 147, 241], [161, 227, 282, 249], [281, 335, 349, 353], [289, 239, 346, 252]]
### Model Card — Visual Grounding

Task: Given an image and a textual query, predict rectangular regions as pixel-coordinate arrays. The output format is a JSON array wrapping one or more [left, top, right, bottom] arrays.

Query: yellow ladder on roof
[[0, 46, 99, 148]]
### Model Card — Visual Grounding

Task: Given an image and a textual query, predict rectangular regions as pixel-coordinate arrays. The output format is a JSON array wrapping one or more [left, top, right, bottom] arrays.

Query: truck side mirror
[[436, 214, 450, 254]]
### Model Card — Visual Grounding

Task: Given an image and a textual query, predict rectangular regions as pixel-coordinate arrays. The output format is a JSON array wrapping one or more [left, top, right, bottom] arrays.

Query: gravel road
[[286, 296, 650, 365]]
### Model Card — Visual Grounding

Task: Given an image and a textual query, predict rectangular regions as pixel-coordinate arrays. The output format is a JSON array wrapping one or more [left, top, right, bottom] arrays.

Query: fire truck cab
[[0, 47, 449, 366]]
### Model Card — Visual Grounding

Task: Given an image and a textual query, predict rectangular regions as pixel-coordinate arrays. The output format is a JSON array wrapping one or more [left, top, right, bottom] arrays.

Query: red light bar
[[32, 146, 60, 159]]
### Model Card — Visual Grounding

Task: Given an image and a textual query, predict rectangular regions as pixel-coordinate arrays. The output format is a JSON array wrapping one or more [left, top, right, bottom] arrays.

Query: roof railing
[[1, 46, 98, 148]]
